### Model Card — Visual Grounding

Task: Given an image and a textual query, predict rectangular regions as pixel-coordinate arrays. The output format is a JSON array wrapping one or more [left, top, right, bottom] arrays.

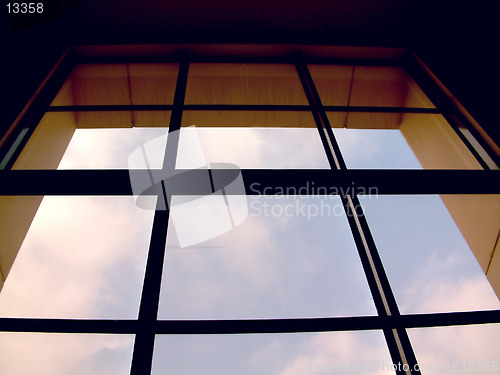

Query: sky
[[0, 126, 499, 374]]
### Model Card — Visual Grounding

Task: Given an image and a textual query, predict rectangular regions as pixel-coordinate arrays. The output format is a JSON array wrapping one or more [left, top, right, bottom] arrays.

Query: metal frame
[[296, 60, 420, 373], [0, 48, 499, 375]]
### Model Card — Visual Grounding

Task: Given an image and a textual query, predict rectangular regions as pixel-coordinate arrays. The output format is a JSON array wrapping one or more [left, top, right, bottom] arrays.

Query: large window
[[0, 46, 499, 375]]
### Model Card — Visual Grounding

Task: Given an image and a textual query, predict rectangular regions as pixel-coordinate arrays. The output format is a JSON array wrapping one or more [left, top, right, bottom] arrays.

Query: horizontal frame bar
[[0, 169, 499, 196], [45, 104, 439, 114], [1, 310, 498, 334]]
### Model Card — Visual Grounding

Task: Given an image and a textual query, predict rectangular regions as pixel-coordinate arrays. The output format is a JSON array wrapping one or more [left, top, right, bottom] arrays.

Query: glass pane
[[329, 113, 482, 170], [0, 196, 155, 319], [12, 111, 169, 170], [184, 63, 308, 105], [458, 127, 499, 170], [152, 331, 394, 375], [51, 63, 179, 106], [158, 196, 376, 319], [0, 333, 134, 375], [308, 65, 435, 108], [176, 127, 330, 169], [59, 128, 168, 169], [0, 128, 29, 170], [359, 195, 500, 314], [408, 324, 500, 375], [333, 128, 422, 169], [182, 110, 315, 127]]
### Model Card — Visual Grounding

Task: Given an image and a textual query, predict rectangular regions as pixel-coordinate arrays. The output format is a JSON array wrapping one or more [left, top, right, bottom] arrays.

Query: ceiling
[[1, 0, 498, 145], [4, 0, 415, 45]]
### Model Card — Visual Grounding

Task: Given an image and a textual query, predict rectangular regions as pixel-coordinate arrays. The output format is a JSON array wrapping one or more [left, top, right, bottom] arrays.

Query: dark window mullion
[[345, 193, 422, 374], [405, 56, 497, 170], [295, 61, 346, 170], [340, 196, 418, 374], [129, 61, 189, 375], [1, 309, 498, 335], [322, 106, 440, 113], [440, 111, 494, 170], [163, 61, 190, 170], [297, 60, 422, 374], [1, 53, 497, 374], [1, 51, 76, 170], [129, 208, 170, 375], [45, 104, 440, 113], [46, 104, 175, 112], [296, 61, 404, 319]]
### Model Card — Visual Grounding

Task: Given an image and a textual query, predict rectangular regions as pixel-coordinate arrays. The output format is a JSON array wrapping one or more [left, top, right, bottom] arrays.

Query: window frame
[[0, 45, 499, 375]]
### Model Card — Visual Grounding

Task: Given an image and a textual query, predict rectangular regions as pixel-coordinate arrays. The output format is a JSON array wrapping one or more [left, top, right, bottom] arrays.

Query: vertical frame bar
[[297, 59, 422, 374], [0, 50, 76, 170], [129, 61, 190, 375]]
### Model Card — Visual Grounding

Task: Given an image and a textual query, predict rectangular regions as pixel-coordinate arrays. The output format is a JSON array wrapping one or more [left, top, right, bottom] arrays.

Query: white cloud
[[152, 331, 394, 375], [0, 196, 155, 319], [177, 127, 330, 169], [5, 127, 497, 375], [158, 196, 376, 320], [0, 332, 134, 375], [408, 324, 500, 374], [332, 129, 421, 169], [278, 331, 394, 375], [59, 128, 168, 169]]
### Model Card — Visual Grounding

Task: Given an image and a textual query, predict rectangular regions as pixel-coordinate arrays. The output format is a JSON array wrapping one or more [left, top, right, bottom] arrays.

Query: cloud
[[58, 128, 167, 169], [177, 127, 330, 169], [278, 330, 393, 375], [0, 195, 154, 374], [158, 196, 376, 320], [5, 127, 497, 375], [401, 260, 500, 314], [0, 196, 155, 319], [0, 332, 134, 375], [332, 129, 421, 169], [359, 195, 500, 315], [152, 330, 394, 375], [408, 324, 500, 374]]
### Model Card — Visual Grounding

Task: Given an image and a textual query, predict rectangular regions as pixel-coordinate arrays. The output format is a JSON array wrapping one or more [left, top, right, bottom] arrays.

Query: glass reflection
[[0, 196, 155, 319], [159, 196, 376, 319], [0, 333, 134, 375], [152, 331, 394, 375], [359, 195, 500, 314]]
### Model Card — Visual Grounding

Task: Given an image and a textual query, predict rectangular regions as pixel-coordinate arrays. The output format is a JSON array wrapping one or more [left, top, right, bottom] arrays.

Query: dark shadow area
[[1, 1, 498, 145]]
